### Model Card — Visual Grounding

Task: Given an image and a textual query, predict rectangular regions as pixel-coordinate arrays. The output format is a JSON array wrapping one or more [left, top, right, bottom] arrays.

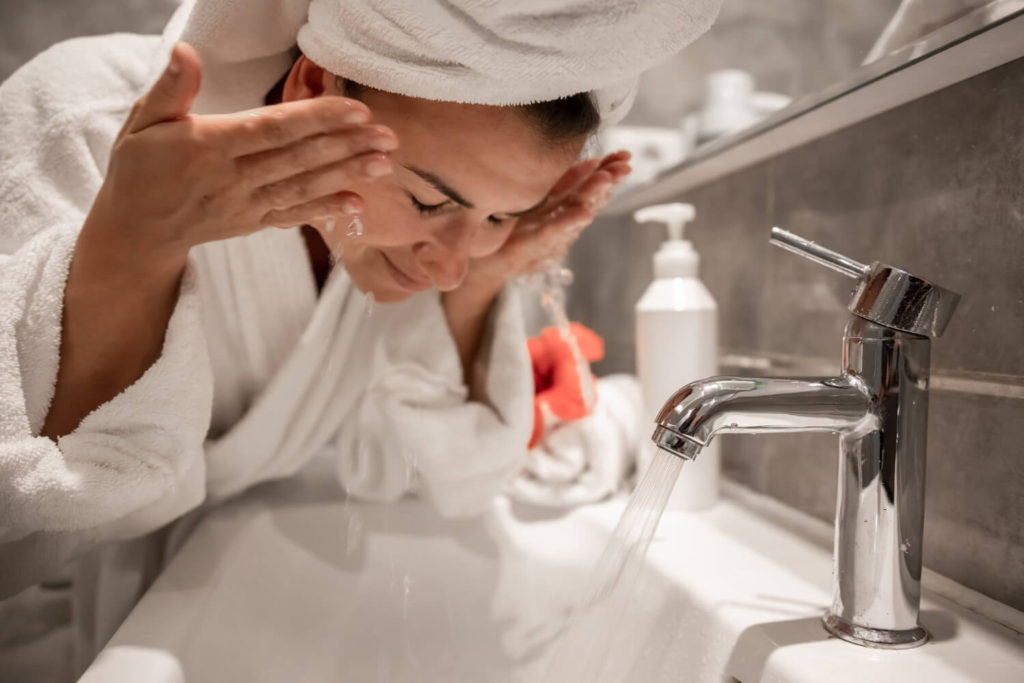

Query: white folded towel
[[171, 0, 722, 123], [508, 374, 645, 507]]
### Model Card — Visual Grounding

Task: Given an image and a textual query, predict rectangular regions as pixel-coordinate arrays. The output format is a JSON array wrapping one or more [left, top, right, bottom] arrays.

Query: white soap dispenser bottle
[[634, 202, 719, 511]]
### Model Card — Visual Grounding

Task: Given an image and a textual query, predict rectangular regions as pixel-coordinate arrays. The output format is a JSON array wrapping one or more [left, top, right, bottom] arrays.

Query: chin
[[371, 289, 415, 304], [343, 261, 427, 304]]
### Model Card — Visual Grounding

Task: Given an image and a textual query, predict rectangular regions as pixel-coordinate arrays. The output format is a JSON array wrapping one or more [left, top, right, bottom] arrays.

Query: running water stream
[[542, 448, 686, 682]]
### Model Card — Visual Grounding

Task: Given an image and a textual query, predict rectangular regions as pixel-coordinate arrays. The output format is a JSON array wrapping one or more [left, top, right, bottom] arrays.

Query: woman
[[0, 0, 720, 655]]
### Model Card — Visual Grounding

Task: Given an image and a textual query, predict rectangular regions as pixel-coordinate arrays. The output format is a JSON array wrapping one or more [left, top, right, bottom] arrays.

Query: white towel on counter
[[508, 375, 645, 507], [171, 0, 722, 123]]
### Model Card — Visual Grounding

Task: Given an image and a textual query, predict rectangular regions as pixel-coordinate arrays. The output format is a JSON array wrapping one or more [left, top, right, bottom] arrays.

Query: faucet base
[[822, 612, 929, 650]]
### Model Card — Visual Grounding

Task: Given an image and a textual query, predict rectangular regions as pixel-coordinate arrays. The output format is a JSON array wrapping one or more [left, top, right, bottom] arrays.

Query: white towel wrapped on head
[[174, 0, 723, 123]]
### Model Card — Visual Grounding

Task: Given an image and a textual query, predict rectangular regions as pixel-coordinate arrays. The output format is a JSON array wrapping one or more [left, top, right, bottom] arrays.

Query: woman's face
[[287, 63, 584, 303]]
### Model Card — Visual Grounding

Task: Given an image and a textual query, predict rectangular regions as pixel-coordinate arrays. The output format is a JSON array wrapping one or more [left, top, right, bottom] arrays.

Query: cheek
[[469, 224, 516, 258], [348, 179, 425, 246]]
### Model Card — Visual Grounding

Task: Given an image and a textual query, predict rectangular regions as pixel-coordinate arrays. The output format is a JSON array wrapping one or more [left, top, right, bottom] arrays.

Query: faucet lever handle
[[769, 227, 960, 338], [769, 227, 869, 279]]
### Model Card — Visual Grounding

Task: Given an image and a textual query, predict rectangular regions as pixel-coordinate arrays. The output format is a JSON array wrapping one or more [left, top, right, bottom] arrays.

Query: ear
[[281, 55, 338, 102]]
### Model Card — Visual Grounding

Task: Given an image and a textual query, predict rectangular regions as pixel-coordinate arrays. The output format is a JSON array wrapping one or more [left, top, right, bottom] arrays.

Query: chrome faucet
[[652, 228, 960, 649]]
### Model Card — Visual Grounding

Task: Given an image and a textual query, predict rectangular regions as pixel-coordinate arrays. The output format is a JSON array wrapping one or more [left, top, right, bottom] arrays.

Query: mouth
[[381, 252, 431, 292]]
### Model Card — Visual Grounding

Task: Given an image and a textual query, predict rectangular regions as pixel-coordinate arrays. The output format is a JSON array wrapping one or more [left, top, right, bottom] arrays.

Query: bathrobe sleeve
[[0, 36, 213, 553], [337, 287, 534, 518]]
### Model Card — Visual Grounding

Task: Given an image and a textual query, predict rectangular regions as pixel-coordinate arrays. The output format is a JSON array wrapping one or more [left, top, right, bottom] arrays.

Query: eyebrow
[[404, 165, 475, 209], [403, 165, 548, 217]]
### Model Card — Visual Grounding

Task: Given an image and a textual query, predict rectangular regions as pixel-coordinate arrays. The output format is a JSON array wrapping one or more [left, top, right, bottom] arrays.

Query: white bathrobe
[[0, 32, 532, 601]]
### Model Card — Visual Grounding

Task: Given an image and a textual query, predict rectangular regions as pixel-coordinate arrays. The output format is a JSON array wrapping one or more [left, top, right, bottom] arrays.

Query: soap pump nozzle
[[633, 202, 699, 278], [634, 202, 695, 242]]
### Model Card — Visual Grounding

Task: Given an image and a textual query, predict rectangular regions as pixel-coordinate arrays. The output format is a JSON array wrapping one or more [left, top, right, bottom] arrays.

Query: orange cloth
[[527, 323, 605, 448]]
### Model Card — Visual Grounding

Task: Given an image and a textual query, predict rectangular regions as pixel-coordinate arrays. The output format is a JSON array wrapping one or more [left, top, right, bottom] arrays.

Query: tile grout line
[[720, 352, 1024, 400], [930, 374, 1024, 399]]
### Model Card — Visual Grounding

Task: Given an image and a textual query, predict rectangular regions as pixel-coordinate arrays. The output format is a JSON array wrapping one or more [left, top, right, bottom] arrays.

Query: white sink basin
[[79, 462, 1024, 683]]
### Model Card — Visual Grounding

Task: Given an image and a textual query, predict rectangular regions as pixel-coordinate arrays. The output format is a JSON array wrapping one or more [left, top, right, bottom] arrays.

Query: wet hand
[[88, 42, 398, 267], [463, 150, 632, 287]]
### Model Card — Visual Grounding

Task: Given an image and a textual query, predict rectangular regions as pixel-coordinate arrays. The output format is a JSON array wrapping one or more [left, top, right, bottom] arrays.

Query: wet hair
[[521, 91, 602, 145], [340, 78, 600, 146]]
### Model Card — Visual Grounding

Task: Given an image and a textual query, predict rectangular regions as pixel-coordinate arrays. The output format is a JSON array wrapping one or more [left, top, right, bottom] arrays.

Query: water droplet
[[329, 239, 344, 266], [402, 573, 413, 620], [401, 450, 418, 488], [537, 265, 595, 412], [346, 514, 364, 556], [346, 215, 365, 237], [325, 217, 336, 234], [365, 294, 375, 318], [900, 536, 911, 554]]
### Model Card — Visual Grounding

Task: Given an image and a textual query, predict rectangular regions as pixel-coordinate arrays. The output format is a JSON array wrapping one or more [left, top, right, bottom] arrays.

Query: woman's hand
[[46, 42, 400, 438], [458, 150, 632, 292], [87, 42, 398, 270], [439, 151, 630, 396]]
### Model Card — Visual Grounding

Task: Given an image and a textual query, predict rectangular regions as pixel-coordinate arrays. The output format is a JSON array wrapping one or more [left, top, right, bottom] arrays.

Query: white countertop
[[79, 467, 1024, 683]]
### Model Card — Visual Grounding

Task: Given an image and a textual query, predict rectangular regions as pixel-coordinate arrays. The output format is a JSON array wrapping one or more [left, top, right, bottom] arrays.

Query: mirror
[[606, 0, 1021, 188]]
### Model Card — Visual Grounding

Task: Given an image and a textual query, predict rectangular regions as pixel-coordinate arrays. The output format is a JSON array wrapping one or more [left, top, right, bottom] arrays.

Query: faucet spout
[[652, 376, 874, 460]]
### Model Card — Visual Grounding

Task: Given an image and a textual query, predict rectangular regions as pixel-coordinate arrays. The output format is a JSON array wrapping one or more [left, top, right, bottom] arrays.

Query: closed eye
[[408, 193, 508, 226], [408, 194, 449, 215]]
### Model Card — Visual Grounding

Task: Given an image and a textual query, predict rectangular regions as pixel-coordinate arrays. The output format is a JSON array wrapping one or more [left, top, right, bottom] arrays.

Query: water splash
[[364, 293, 376, 318], [538, 263, 596, 412], [402, 573, 413, 620], [346, 215, 365, 237], [401, 449, 418, 489], [542, 449, 685, 682], [346, 513, 364, 556]]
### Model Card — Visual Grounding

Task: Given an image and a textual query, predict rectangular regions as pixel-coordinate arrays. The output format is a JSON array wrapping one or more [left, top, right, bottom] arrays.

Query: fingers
[[215, 96, 372, 157], [517, 167, 620, 261], [545, 150, 631, 205], [567, 153, 632, 214], [506, 200, 591, 267], [238, 123, 398, 187], [602, 160, 632, 181], [259, 191, 364, 228], [575, 169, 617, 211], [468, 150, 633, 280], [594, 151, 632, 185], [252, 151, 393, 211], [547, 157, 603, 203], [127, 42, 201, 134], [601, 150, 632, 164]]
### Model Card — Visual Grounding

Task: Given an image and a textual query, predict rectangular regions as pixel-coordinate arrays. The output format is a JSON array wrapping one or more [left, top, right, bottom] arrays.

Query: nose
[[414, 216, 477, 291]]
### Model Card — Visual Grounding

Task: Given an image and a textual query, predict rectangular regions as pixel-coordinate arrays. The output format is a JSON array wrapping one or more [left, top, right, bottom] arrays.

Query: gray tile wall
[[569, 55, 1024, 610], [0, 0, 181, 82]]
